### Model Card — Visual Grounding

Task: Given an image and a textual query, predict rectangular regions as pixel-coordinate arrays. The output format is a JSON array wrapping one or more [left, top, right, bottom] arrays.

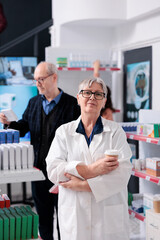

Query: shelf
[[0, 168, 45, 184], [126, 132, 160, 145], [132, 169, 160, 185], [128, 208, 145, 222], [57, 67, 120, 71]]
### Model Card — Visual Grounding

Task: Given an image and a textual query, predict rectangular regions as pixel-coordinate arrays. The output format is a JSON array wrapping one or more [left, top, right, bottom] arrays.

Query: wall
[[112, 12, 160, 111], [48, 0, 160, 113], [127, 0, 160, 19], [0, 0, 52, 61]]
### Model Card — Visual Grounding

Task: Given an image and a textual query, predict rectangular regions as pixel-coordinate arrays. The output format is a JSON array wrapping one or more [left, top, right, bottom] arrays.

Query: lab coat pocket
[[59, 206, 77, 239], [104, 204, 124, 234]]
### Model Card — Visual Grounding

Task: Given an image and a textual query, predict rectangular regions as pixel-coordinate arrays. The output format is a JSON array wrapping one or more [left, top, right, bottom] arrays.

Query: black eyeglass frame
[[33, 73, 54, 84], [79, 90, 106, 100]]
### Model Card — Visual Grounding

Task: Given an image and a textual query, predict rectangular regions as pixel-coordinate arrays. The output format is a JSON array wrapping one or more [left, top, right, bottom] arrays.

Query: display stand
[[0, 168, 45, 205]]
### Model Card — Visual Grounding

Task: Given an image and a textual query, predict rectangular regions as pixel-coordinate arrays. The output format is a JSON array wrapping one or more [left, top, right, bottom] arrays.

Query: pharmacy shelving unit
[[128, 207, 145, 222], [57, 67, 120, 71], [0, 168, 45, 184], [131, 169, 160, 185], [57, 66, 122, 121], [0, 168, 45, 205], [125, 110, 160, 240], [126, 133, 160, 225], [126, 132, 160, 145]]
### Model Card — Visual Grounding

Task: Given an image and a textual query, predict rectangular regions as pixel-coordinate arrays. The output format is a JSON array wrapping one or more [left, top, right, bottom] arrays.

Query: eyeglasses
[[33, 73, 53, 84], [79, 90, 105, 100]]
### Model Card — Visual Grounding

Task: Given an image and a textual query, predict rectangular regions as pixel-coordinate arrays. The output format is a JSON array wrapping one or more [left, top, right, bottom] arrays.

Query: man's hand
[[0, 113, 10, 125], [59, 173, 91, 192]]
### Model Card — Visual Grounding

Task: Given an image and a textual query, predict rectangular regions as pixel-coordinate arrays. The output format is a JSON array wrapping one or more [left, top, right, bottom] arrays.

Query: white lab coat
[[46, 117, 132, 240]]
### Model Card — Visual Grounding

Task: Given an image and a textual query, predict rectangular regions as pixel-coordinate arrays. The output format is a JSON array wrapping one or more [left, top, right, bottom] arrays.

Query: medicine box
[[143, 193, 154, 216], [5, 144, 15, 170], [146, 157, 160, 177], [19, 143, 28, 169], [137, 123, 160, 138], [6, 131, 12, 143], [21, 143, 34, 168], [2, 194, 10, 208], [12, 144, 21, 170], [7, 129, 20, 143], [0, 145, 9, 170], [0, 195, 5, 208], [0, 130, 6, 144]]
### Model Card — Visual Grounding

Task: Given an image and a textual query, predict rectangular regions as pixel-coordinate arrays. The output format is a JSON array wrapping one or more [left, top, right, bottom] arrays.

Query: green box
[[0, 216, 3, 240], [0, 209, 9, 240], [20, 206, 32, 239], [14, 207, 27, 240], [154, 124, 160, 138], [3, 209, 15, 240], [25, 205, 39, 239], [9, 207, 21, 240]]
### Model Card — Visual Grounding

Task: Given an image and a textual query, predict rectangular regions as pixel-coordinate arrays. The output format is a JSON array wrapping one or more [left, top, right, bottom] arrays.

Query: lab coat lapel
[[89, 118, 111, 156], [71, 118, 93, 165], [89, 133, 103, 156]]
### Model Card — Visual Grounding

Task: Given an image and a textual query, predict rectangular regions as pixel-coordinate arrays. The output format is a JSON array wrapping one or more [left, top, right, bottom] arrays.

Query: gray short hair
[[38, 61, 58, 75], [47, 62, 58, 75], [78, 77, 108, 97]]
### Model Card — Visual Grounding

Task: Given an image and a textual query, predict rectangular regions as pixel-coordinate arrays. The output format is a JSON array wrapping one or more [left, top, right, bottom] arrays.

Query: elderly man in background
[[0, 61, 80, 240]]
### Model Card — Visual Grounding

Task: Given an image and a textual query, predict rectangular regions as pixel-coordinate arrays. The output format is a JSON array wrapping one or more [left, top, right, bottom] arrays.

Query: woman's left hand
[[59, 173, 91, 192]]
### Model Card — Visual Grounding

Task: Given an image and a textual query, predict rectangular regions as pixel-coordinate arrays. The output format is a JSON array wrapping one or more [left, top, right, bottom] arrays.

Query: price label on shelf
[[81, 68, 86, 71], [145, 175, 150, 181], [130, 135, 134, 139], [62, 67, 68, 71], [146, 138, 152, 143]]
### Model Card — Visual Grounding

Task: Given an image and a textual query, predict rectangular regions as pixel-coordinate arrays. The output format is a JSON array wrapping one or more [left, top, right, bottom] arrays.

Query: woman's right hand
[[89, 156, 119, 177], [0, 113, 11, 125], [76, 156, 119, 179]]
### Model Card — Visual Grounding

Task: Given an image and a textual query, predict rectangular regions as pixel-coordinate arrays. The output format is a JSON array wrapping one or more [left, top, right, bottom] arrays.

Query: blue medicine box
[[6, 131, 12, 143], [0, 130, 6, 144], [7, 129, 20, 143]]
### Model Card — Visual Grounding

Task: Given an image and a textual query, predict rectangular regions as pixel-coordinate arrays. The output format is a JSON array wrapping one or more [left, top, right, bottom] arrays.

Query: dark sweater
[[8, 92, 80, 171]]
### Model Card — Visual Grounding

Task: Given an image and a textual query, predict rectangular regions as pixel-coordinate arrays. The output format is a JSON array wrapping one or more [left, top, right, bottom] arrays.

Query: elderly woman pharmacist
[[46, 77, 132, 240]]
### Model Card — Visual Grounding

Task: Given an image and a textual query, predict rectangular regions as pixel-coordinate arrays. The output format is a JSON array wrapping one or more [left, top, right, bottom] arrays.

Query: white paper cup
[[105, 150, 119, 158]]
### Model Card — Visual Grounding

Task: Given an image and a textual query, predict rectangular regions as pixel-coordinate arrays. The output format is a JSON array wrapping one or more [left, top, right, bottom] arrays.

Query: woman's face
[[77, 82, 106, 115]]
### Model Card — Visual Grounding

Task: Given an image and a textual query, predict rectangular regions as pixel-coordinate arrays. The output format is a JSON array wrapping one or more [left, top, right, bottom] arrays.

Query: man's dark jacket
[[9, 92, 80, 171]]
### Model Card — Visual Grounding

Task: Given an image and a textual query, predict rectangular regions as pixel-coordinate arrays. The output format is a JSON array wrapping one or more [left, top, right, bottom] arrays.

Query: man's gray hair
[[78, 77, 108, 97], [38, 61, 58, 75], [47, 62, 58, 75]]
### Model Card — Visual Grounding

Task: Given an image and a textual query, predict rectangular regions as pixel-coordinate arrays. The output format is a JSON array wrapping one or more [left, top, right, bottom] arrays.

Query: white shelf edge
[[0, 168, 45, 184]]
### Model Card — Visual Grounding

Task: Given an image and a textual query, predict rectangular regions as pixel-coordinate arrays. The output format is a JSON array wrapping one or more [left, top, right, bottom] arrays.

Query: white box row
[[0, 143, 34, 170]]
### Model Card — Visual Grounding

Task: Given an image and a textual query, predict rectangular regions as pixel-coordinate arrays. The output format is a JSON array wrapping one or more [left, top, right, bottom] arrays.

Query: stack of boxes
[[56, 57, 67, 67], [0, 129, 19, 144], [0, 205, 39, 240], [0, 129, 34, 171], [146, 157, 160, 177], [143, 193, 154, 216], [137, 123, 160, 137], [0, 129, 39, 239], [128, 193, 156, 216]]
